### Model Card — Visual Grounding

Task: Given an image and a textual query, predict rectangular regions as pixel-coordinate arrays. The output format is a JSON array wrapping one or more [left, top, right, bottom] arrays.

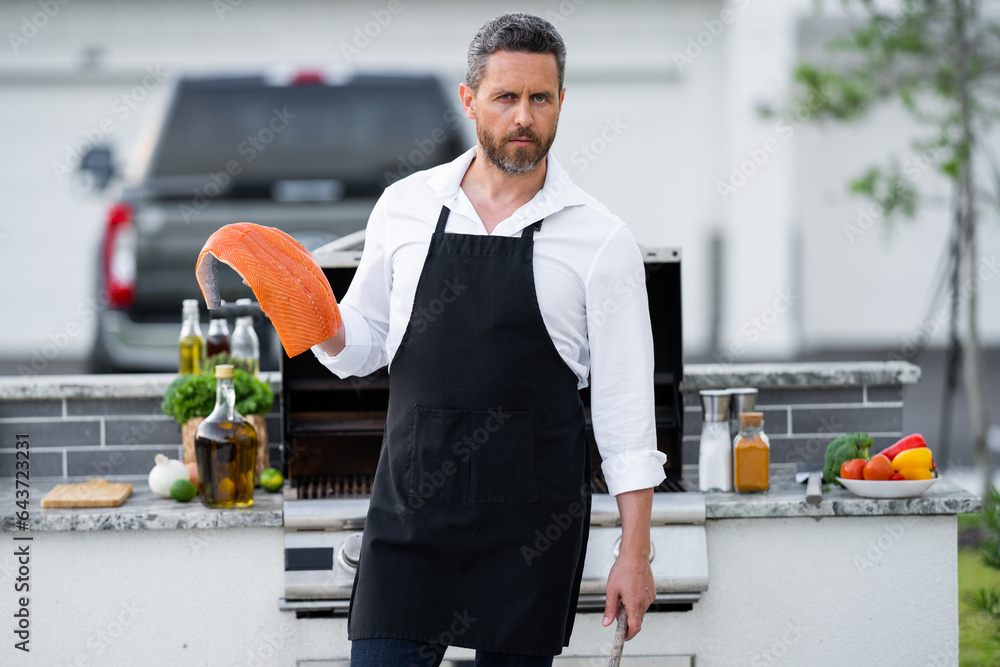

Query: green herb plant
[[161, 352, 274, 426]]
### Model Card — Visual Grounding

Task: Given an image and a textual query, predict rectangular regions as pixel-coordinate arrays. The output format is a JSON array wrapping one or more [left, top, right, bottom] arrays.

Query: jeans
[[350, 637, 555, 667]]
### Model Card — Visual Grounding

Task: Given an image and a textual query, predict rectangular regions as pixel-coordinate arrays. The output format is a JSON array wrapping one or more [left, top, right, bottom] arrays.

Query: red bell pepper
[[875, 433, 927, 461]]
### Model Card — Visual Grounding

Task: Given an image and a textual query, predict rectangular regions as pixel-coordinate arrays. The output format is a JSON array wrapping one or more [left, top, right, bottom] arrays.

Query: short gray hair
[[466, 13, 566, 92]]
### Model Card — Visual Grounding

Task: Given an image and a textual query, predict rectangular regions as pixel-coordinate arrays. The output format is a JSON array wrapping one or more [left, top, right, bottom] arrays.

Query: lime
[[170, 478, 198, 502], [260, 468, 284, 493]]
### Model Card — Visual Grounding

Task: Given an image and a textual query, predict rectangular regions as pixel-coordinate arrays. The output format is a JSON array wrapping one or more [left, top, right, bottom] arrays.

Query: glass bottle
[[698, 390, 733, 492], [194, 364, 258, 508], [206, 300, 231, 358], [734, 411, 769, 492], [178, 299, 205, 375], [230, 298, 260, 377]]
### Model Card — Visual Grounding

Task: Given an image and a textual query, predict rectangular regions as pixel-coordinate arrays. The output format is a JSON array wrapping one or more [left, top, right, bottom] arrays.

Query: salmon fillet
[[195, 222, 342, 357]]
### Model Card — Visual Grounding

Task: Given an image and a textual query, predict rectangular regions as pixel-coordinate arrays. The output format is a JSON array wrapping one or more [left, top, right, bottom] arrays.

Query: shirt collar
[[426, 146, 589, 230]]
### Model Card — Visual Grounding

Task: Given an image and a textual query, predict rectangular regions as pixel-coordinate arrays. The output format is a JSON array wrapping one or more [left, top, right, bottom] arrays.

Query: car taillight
[[102, 202, 136, 309], [291, 69, 324, 85]]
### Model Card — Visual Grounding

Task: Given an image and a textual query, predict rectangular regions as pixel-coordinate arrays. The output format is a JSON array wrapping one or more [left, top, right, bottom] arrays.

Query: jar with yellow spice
[[734, 411, 769, 492]]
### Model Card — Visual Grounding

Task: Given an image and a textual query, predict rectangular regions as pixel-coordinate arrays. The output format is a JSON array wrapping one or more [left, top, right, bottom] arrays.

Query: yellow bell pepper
[[901, 468, 933, 481], [891, 447, 934, 473]]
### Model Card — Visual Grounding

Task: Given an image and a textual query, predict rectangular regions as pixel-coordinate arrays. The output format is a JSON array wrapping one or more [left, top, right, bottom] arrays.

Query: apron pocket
[[407, 406, 538, 504], [467, 408, 538, 503]]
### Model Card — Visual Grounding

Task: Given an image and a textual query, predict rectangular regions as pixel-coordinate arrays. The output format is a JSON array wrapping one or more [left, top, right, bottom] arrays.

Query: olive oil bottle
[[178, 299, 205, 375], [194, 364, 258, 508]]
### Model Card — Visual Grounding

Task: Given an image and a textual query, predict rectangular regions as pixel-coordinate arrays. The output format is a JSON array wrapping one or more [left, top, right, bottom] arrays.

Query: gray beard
[[477, 124, 556, 174], [481, 142, 542, 174]]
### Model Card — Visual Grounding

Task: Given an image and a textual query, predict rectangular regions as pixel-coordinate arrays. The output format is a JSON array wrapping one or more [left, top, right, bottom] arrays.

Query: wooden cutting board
[[40, 478, 133, 508]]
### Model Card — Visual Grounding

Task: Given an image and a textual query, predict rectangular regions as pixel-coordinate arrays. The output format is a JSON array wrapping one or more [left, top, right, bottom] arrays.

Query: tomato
[[863, 454, 893, 481], [840, 458, 867, 480]]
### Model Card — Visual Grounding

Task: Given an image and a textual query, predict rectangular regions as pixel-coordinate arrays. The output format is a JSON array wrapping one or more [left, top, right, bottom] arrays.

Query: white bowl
[[836, 477, 937, 499]]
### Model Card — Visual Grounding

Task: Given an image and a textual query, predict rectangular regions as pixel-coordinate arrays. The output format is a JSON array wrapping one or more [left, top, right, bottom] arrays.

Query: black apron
[[347, 205, 592, 656]]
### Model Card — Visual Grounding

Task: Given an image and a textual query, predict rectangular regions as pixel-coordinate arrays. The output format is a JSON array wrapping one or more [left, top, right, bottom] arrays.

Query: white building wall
[[0, 0, 995, 365]]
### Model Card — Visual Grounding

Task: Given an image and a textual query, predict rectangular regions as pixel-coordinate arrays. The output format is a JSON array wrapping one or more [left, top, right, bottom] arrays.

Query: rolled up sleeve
[[586, 224, 666, 496]]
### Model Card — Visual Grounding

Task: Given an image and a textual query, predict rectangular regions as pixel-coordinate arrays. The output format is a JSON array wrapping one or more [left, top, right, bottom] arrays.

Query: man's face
[[462, 51, 565, 174]]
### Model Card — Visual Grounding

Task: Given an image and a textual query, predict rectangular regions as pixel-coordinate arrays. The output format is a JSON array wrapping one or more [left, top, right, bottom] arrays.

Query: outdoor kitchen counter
[[0, 476, 283, 532], [700, 467, 981, 519], [0, 465, 979, 533]]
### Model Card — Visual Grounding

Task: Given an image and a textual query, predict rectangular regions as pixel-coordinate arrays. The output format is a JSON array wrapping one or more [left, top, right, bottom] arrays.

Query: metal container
[[699, 389, 731, 422], [728, 387, 758, 440], [698, 390, 733, 491]]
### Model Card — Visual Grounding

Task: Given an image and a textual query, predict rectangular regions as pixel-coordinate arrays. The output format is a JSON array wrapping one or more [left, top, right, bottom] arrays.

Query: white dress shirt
[[312, 147, 666, 496]]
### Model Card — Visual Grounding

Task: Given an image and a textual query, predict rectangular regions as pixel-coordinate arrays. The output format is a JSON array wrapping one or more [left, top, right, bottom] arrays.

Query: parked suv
[[83, 68, 467, 372]]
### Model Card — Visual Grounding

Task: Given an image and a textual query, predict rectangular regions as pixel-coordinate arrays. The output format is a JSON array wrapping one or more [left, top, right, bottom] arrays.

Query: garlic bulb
[[148, 454, 191, 498]]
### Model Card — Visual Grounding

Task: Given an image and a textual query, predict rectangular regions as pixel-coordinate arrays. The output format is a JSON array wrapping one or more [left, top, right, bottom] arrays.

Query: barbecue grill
[[278, 243, 709, 622]]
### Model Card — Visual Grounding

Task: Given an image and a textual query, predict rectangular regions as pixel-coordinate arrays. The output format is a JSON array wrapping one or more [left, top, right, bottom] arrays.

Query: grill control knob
[[612, 535, 655, 563], [336, 532, 363, 573]]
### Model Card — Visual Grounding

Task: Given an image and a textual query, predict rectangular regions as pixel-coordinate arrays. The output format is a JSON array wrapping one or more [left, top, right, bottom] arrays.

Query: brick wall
[[0, 389, 281, 481], [682, 384, 905, 470], [0, 364, 916, 481]]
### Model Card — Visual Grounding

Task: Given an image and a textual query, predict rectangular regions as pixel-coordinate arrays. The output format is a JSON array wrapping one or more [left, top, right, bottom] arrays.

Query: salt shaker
[[699, 390, 733, 492]]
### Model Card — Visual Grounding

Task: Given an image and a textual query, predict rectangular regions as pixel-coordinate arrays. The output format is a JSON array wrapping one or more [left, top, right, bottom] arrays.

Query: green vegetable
[[161, 353, 274, 426], [823, 432, 874, 485], [170, 478, 198, 502]]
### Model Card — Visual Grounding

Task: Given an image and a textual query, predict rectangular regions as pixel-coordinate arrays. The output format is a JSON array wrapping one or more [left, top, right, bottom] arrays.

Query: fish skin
[[195, 222, 342, 357]]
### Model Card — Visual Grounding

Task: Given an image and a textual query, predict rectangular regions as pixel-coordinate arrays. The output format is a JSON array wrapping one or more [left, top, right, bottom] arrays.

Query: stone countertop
[[0, 476, 283, 532], [681, 360, 920, 390], [0, 360, 919, 401], [1, 467, 980, 532], [0, 372, 282, 400], [697, 470, 981, 519]]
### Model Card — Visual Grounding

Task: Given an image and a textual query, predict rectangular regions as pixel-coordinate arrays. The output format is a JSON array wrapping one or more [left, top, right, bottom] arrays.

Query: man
[[313, 12, 666, 667]]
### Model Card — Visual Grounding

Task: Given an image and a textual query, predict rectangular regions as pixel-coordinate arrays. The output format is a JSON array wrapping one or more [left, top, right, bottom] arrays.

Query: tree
[[788, 0, 998, 503]]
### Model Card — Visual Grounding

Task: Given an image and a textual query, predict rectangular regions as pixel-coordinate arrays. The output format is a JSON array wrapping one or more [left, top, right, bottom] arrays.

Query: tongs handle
[[608, 604, 627, 667]]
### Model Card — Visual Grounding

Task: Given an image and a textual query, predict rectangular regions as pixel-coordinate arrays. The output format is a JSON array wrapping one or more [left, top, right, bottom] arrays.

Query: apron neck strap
[[434, 205, 545, 238], [521, 219, 544, 240], [434, 205, 451, 234]]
